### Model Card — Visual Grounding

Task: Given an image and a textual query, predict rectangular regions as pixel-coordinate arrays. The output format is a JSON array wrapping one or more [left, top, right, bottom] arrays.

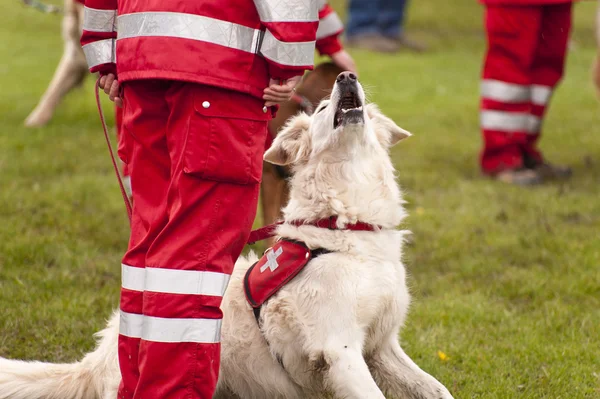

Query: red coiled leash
[[95, 77, 133, 225]]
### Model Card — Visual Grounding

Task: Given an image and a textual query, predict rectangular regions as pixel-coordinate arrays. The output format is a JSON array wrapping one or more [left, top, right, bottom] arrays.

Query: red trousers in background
[[480, 3, 572, 173], [116, 80, 269, 398]]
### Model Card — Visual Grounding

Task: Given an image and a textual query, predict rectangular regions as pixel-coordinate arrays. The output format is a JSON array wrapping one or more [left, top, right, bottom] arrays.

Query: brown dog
[[261, 63, 344, 246]]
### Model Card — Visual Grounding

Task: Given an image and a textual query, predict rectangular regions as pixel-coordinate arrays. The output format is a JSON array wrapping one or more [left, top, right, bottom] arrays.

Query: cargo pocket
[[183, 87, 270, 185]]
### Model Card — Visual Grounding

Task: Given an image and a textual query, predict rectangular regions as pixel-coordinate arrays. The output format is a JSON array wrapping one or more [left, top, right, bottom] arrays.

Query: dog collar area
[[289, 216, 382, 232], [246, 216, 383, 245]]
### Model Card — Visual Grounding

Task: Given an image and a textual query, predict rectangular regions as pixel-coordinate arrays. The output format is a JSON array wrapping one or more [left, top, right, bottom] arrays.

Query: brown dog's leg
[[261, 162, 289, 248], [25, 1, 88, 127], [594, 2, 600, 97]]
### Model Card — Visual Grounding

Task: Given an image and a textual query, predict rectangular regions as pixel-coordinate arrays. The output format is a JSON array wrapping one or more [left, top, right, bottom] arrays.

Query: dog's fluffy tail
[[0, 311, 120, 399], [0, 358, 97, 399]]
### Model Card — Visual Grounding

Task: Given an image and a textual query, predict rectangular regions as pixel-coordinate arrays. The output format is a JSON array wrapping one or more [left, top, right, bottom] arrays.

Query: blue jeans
[[346, 0, 408, 39]]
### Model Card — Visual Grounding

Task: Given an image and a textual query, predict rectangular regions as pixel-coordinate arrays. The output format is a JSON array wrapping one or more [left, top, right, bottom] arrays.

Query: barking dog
[[261, 62, 343, 247], [0, 73, 454, 399]]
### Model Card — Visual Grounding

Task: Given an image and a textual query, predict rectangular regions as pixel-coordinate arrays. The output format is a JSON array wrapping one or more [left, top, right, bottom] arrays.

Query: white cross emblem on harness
[[260, 247, 283, 273]]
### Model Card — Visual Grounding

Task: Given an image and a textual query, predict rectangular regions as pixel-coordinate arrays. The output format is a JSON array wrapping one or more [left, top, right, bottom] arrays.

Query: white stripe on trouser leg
[[121, 264, 145, 291], [531, 85, 552, 106], [480, 111, 540, 134], [119, 312, 222, 343], [480, 79, 530, 103], [143, 316, 222, 343], [120, 311, 143, 338], [145, 267, 230, 297], [121, 264, 231, 296]]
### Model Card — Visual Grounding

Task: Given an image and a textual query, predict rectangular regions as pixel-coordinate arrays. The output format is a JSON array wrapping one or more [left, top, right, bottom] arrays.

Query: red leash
[[95, 77, 133, 225]]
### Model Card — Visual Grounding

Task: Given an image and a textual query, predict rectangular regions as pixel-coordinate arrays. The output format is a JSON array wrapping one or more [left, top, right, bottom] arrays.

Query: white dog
[[0, 73, 453, 399]]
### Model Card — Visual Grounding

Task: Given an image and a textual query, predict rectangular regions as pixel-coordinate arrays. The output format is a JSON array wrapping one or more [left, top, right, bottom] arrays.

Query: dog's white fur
[[0, 77, 453, 399], [24, 0, 88, 127]]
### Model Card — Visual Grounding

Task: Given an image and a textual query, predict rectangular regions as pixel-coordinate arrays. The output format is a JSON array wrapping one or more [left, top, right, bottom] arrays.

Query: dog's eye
[[317, 105, 328, 113]]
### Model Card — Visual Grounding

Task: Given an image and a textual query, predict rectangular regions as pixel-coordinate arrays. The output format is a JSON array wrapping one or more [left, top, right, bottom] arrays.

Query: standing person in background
[[479, 0, 574, 185], [345, 0, 426, 53], [81, 0, 318, 397]]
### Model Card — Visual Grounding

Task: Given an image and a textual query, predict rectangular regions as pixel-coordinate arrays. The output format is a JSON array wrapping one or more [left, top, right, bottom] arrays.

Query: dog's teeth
[[357, 106, 363, 111], [342, 109, 350, 113]]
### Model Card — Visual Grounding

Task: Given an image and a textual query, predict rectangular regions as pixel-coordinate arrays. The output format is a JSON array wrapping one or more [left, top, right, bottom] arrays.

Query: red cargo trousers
[[114, 105, 131, 196], [116, 80, 269, 399], [480, 3, 572, 173]]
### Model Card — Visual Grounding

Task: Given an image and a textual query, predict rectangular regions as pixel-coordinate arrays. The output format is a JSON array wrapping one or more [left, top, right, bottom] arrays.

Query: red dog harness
[[244, 217, 381, 319], [244, 239, 317, 315]]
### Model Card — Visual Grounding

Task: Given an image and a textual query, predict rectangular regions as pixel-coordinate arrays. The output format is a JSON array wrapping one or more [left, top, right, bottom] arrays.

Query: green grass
[[1, 1, 599, 397]]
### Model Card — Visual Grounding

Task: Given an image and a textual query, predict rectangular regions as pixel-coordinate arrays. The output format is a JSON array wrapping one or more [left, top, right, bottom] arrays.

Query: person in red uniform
[[81, 1, 319, 397], [479, 0, 574, 185], [112, 2, 355, 202]]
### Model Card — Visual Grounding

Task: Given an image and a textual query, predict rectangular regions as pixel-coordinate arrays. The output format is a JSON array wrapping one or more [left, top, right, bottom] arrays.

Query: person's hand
[[99, 73, 123, 107], [330, 50, 357, 75], [263, 75, 303, 107]]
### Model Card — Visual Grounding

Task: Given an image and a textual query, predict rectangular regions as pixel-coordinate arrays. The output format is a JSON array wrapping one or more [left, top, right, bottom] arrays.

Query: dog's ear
[[264, 113, 312, 166], [366, 103, 411, 147]]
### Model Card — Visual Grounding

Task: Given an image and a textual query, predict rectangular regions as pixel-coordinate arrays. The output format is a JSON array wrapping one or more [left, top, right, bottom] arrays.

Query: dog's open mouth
[[334, 91, 364, 129]]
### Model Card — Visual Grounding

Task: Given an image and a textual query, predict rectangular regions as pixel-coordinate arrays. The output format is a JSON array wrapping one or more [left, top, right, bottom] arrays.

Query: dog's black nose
[[336, 72, 357, 83]]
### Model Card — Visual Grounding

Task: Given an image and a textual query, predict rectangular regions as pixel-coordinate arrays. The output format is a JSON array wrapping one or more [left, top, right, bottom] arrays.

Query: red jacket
[[481, 0, 573, 4], [81, 0, 344, 99]]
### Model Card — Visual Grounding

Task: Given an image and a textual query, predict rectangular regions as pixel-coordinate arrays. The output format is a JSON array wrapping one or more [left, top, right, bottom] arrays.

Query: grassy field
[[1, 0, 599, 398]]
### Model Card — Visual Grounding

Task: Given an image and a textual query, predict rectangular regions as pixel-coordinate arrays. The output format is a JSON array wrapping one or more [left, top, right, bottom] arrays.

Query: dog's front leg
[[316, 347, 385, 399], [369, 337, 454, 399]]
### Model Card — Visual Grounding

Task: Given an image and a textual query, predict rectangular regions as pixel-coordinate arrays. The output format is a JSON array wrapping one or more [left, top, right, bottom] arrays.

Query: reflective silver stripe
[[316, 12, 343, 40], [531, 85, 552, 106], [145, 268, 230, 297], [121, 264, 230, 297], [82, 38, 116, 68], [481, 111, 540, 134], [121, 264, 145, 292], [83, 7, 117, 32], [260, 30, 315, 67], [117, 12, 261, 54], [119, 312, 223, 343], [481, 79, 529, 103], [254, 0, 318, 22], [120, 311, 143, 338]]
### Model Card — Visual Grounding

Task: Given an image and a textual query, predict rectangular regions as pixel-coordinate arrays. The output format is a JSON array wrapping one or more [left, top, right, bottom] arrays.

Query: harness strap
[[250, 239, 332, 370], [247, 217, 382, 245], [95, 78, 133, 225], [289, 216, 381, 232], [247, 221, 284, 245]]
